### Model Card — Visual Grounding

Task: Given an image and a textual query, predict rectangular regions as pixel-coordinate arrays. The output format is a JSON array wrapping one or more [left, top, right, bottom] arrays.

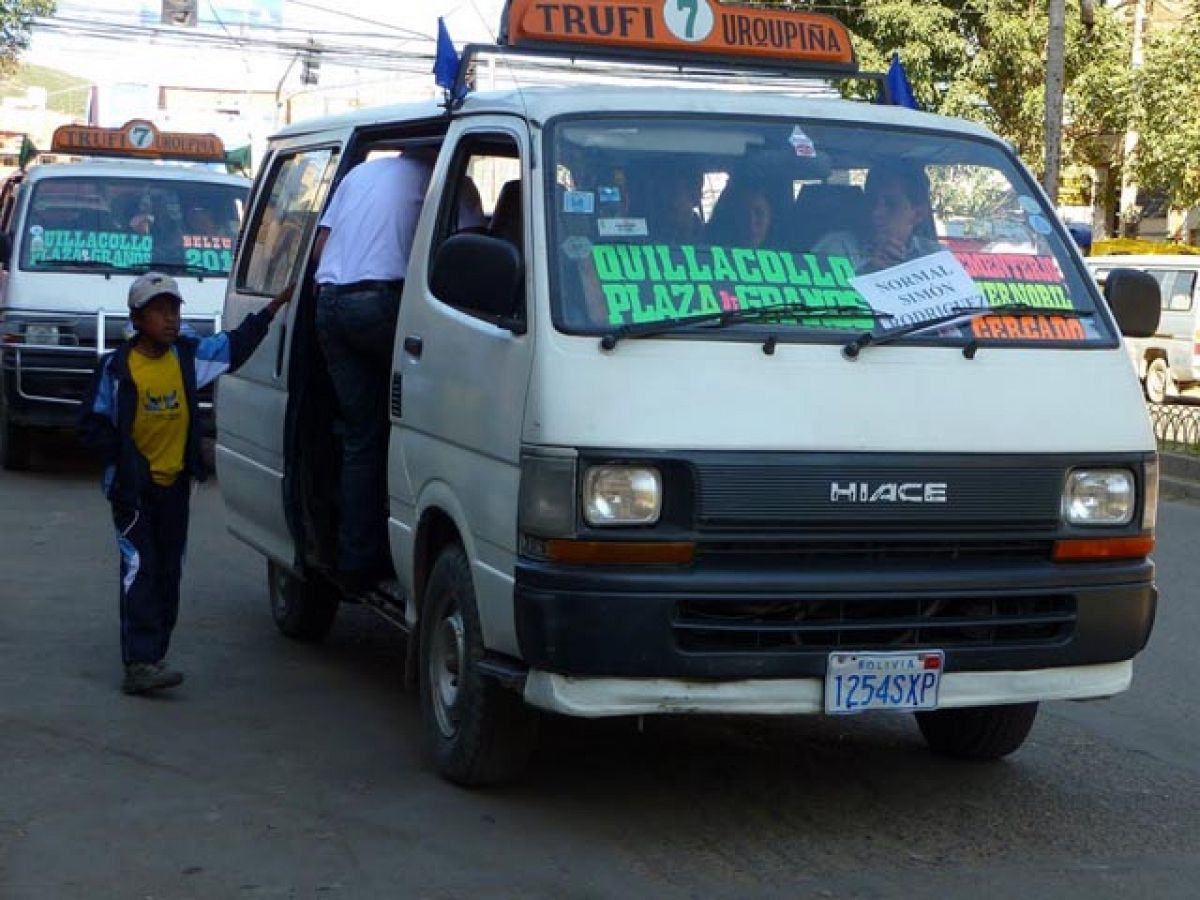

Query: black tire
[[1144, 357, 1171, 405], [0, 393, 32, 471], [267, 560, 340, 642], [419, 544, 539, 786], [916, 702, 1038, 761]]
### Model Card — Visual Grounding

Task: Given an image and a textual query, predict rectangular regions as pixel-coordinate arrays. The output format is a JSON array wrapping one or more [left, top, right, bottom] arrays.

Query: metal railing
[[1148, 404, 1200, 454]]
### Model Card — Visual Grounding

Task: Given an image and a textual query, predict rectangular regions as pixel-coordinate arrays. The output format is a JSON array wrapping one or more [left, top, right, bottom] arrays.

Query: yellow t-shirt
[[128, 348, 190, 486]]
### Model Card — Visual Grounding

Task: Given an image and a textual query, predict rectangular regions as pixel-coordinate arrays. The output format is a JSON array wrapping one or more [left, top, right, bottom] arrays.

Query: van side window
[[428, 135, 524, 323], [1167, 270, 1195, 311], [239, 147, 338, 296]]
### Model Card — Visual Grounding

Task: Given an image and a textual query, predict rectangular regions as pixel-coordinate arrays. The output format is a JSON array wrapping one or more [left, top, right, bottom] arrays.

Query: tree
[[1132, 8, 1200, 210], [1, 0, 55, 78], [775, 1, 1131, 182]]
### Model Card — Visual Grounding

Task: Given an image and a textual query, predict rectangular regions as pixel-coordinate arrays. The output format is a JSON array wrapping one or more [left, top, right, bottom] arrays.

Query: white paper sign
[[851, 250, 986, 327]]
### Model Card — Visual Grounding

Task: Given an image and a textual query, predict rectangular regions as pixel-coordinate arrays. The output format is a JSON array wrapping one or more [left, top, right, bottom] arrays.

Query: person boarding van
[[217, 0, 1162, 785]]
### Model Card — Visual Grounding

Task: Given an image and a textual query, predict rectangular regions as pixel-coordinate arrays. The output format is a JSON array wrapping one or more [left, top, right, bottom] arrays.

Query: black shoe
[[122, 661, 185, 695]]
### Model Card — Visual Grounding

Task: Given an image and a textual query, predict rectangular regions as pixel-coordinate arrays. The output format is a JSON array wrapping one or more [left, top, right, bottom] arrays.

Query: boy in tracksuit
[[80, 272, 290, 695]]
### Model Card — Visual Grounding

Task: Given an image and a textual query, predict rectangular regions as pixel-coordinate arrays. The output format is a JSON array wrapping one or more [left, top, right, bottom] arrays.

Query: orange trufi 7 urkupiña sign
[[51, 119, 225, 162], [502, 0, 856, 69]]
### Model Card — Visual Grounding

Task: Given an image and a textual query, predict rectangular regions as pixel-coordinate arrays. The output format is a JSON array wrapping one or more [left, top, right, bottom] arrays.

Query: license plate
[[824, 650, 944, 714]]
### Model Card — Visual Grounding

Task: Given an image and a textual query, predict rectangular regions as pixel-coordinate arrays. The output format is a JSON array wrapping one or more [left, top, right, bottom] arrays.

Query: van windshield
[[546, 116, 1114, 347], [19, 176, 247, 276]]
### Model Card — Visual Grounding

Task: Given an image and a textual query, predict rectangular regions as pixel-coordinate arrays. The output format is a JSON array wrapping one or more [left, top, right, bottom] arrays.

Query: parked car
[[1088, 254, 1200, 403]]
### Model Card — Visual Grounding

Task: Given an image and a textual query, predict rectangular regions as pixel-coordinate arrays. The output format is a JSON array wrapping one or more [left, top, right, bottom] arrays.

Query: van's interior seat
[[789, 184, 866, 251], [490, 180, 522, 249]]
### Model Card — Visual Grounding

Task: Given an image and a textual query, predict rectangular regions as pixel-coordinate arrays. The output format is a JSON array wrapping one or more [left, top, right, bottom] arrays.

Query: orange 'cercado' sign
[[50, 119, 226, 162], [501, 0, 855, 68]]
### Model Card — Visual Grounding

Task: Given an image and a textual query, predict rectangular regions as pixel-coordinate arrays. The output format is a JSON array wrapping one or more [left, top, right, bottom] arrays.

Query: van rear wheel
[[419, 544, 539, 786], [915, 702, 1038, 760], [1144, 357, 1172, 405], [267, 561, 340, 642]]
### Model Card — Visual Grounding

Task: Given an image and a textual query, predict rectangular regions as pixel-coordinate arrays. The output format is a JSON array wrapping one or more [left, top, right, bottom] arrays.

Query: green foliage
[[0, 0, 55, 77], [1133, 10, 1200, 208], [0, 62, 89, 116], [768, 1, 1132, 178]]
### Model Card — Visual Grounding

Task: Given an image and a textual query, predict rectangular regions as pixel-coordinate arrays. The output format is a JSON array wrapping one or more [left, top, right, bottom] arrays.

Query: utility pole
[[1043, 0, 1066, 204], [1119, 0, 1149, 237]]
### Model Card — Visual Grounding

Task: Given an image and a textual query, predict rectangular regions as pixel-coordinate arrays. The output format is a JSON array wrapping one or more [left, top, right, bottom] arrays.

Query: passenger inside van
[[812, 160, 941, 272], [706, 176, 781, 249], [633, 164, 704, 244]]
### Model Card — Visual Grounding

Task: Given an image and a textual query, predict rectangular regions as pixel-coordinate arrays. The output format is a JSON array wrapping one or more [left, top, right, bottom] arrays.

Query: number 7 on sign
[[676, 0, 698, 38]]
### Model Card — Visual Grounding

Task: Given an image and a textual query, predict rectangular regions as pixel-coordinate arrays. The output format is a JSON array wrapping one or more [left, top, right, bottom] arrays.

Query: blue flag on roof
[[886, 52, 919, 110], [433, 17, 464, 101]]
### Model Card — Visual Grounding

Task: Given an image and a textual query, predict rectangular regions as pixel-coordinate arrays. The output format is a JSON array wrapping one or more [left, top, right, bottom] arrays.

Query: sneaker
[[122, 661, 185, 695]]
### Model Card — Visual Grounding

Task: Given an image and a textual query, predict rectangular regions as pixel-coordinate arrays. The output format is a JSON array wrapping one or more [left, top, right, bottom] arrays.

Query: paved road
[[2, 443, 1199, 899]]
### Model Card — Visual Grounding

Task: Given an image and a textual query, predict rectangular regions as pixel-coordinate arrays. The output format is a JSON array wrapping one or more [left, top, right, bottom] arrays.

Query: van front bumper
[[522, 661, 1133, 717], [513, 557, 1156, 681]]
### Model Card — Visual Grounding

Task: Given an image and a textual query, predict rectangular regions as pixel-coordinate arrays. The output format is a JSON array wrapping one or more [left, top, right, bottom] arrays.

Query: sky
[[21, 0, 508, 150], [27, 0, 508, 90]]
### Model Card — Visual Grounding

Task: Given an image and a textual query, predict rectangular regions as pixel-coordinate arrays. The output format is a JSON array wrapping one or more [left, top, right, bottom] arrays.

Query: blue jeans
[[315, 283, 401, 576]]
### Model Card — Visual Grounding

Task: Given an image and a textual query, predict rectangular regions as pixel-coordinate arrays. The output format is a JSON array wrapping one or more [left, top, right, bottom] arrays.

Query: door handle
[[403, 335, 423, 358]]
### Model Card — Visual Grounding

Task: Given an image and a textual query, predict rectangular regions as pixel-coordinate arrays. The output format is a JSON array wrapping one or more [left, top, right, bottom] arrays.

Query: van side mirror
[[1104, 268, 1160, 338], [429, 233, 524, 332]]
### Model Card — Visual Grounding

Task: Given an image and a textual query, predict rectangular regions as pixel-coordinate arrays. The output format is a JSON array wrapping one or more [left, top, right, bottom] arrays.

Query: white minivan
[[217, 3, 1162, 784], [0, 121, 249, 469], [1087, 254, 1200, 403]]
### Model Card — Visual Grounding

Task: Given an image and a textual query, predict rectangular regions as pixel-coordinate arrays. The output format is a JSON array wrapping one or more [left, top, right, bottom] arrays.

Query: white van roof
[[270, 85, 999, 145]]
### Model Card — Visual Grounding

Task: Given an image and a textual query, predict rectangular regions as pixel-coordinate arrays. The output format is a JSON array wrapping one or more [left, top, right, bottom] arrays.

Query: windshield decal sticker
[[1017, 195, 1040, 214], [955, 252, 1075, 311], [563, 190, 595, 214], [597, 185, 622, 204], [789, 126, 816, 157], [969, 315, 1086, 341], [562, 236, 593, 259], [591, 243, 870, 327], [28, 229, 152, 267], [851, 251, 985, 327], [597, 218, 649, 238]]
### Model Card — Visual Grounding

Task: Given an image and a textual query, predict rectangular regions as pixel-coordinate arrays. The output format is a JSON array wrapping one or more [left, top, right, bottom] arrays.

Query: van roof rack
[[449, 0, 887, 108]]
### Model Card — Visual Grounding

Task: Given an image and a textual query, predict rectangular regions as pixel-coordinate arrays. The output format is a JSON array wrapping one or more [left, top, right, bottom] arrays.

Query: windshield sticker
[[28, 229, 152, 267], [1027, 214, 1053, 235], [789, 126, 817, 158], [1017, 195, 1040, 214], [969, 314, 1086, 341], [597, 185, 622, 204], [562, 236, 593, 259], [851, 251, 986, 326], [955, 253, 1075, 311], [563, 190, 595, 214], [597, 217, 649, 238], [590, 243, 870, 327]]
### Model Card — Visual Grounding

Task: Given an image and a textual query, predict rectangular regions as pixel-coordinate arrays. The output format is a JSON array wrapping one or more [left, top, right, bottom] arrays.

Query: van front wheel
[[1144, 357, 1172, 405], [915, 702, 1038, 760], [419, 544, 539, 786], [267, 561, 340, 642], [0, 394, 32, 471]]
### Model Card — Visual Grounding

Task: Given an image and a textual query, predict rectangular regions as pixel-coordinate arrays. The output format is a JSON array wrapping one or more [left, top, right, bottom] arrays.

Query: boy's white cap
[[128, 272, 183, 311]]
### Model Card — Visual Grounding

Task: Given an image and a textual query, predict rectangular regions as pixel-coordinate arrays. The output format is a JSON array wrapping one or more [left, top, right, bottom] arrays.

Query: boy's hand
[[266, 284, 294, 318]]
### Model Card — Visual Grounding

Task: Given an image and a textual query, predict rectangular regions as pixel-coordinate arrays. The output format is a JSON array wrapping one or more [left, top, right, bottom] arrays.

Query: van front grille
[[673, 594, 1076, 653]]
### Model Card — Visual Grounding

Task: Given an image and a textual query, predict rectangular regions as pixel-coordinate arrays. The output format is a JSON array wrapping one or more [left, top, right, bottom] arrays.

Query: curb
[[1161, 451, 1200, 483]]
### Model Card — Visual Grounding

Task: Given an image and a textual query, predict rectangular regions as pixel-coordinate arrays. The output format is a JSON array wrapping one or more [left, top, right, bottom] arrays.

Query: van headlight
[[1063, 469, 1135, 525], [583, 465, 661, 526]]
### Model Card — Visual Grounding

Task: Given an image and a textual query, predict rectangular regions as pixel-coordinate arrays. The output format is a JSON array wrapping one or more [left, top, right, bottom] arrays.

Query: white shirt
[[315, 156, 432, 285]]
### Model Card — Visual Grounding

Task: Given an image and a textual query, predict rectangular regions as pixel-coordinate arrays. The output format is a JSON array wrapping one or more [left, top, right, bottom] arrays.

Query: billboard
[[139, 0, 283, 28]]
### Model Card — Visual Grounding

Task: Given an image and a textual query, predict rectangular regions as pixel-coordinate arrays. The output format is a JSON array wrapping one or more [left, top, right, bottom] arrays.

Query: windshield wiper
[[842, 303, 1095, 361], [599, 303, 891, 350]]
